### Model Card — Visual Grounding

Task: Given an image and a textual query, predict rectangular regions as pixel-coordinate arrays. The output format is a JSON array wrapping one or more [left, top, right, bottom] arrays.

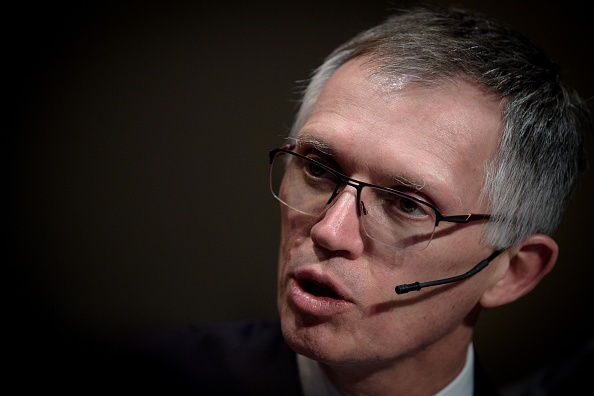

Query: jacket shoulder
[[127, 320, 302, 395]]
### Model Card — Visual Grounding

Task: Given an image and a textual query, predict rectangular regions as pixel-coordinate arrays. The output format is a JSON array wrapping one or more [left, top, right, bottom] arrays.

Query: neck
[[320, 329, 473, 396]]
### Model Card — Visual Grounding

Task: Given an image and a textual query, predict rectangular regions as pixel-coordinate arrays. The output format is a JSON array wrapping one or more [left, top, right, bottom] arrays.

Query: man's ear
[[480, 234, 558, 308]]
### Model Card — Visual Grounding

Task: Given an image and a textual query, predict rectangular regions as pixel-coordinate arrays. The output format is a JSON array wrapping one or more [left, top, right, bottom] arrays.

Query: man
[[126, 4, 590, 395]]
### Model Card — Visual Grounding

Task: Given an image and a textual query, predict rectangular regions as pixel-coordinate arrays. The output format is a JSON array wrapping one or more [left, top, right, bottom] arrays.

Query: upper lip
[[291, 267, 355, 302]]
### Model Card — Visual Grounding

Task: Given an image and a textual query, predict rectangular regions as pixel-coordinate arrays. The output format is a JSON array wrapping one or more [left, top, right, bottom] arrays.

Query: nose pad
[[360, 200, 368, 216], [325, 182, 346, 207]]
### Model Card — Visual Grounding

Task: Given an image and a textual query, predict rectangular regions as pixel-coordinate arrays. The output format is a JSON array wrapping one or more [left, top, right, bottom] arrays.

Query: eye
[[307, 161, 329, 178], [376, 189, 431, 219], [296, 156, 338, 194], [301, 154, 337, 181], [398, 196, 426, 217]]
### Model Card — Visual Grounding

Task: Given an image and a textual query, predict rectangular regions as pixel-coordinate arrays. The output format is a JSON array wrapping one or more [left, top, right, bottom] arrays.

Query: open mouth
[[289, 272, 353, 315], [300, 279, 340, 299]]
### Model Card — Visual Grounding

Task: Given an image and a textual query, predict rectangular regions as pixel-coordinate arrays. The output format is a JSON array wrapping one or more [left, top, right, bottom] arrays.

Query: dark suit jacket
[[111, 320, 500, 395]]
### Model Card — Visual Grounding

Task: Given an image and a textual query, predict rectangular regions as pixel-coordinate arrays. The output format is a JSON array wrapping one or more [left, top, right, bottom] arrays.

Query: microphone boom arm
[[395, 250, 502, 294]]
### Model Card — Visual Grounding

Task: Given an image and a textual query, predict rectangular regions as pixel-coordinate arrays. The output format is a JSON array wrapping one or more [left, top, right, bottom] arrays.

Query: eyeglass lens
[[270, 150, 437, 251]]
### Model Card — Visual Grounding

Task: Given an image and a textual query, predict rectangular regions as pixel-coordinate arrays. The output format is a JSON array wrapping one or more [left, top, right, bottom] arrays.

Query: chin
[[279, 306, 349, 363]]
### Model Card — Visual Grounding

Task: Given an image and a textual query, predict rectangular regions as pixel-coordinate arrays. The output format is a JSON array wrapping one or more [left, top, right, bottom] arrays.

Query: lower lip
[[288, 278, 353, 317]]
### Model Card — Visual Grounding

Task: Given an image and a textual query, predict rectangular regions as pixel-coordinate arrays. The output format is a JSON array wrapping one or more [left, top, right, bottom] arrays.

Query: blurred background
[[9, 0, 593, 390]]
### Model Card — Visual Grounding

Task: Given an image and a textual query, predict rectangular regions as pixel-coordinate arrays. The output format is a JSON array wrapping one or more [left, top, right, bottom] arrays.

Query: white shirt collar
[[297, 343, 474, 396]]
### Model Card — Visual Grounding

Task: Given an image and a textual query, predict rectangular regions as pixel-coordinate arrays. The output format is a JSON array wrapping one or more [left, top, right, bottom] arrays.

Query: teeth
[[303, 280, 338, 298]]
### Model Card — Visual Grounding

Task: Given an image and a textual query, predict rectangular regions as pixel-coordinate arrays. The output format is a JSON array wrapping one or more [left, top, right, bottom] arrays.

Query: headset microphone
[[395, 250, 502, 294]]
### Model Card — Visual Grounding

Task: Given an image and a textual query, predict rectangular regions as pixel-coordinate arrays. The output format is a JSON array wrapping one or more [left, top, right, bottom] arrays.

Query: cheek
[[277, 211, 314, 279], [363, 247, 478, 319], [279, 210, 315, 250], [365, 246, 429, 290], [414, 225, 490, 280]]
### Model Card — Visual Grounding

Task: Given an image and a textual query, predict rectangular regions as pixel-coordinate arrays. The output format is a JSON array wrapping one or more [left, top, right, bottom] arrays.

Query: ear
[[480, 234, 558, 308]]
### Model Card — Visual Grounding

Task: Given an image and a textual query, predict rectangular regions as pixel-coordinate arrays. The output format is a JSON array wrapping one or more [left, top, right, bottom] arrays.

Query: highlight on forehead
[[368, 70, 420, 93], [353, 56, 422, 93]]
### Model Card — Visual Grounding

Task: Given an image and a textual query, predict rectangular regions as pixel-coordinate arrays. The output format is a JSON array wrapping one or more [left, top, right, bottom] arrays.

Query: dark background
[[9, 0, 593, 389]]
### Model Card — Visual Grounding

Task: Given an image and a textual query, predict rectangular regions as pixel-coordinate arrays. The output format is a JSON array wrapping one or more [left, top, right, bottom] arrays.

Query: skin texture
[[276, 58, 557, 395]]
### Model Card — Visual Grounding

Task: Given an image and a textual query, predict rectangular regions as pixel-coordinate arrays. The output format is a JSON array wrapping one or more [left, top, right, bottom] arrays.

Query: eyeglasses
[[269, 145, 491, 251]]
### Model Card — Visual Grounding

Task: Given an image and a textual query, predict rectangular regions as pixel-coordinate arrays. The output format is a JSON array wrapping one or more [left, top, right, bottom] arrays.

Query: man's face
[[276, 58, 503, 368]]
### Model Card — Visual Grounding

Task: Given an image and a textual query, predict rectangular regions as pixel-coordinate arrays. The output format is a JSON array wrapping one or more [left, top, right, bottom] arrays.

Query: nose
[[310, 188, 365, 258]]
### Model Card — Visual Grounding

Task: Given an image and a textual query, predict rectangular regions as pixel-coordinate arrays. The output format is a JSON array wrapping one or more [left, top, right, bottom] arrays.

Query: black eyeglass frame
[[269, 145, 492, 229]]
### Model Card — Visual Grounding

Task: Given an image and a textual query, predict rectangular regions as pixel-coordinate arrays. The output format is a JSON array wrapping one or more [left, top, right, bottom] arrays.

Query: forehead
[[296, 58, 503, 211]]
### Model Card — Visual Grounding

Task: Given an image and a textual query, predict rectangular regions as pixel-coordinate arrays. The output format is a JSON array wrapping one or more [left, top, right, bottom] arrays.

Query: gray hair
[[289, 4, 590, 249]]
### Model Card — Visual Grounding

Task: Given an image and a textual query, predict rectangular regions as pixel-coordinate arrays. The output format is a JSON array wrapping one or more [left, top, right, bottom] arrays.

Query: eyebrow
[[390, 175, 426, 192], [291, 134, 335, 156], [292, 133, 427, 192]]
